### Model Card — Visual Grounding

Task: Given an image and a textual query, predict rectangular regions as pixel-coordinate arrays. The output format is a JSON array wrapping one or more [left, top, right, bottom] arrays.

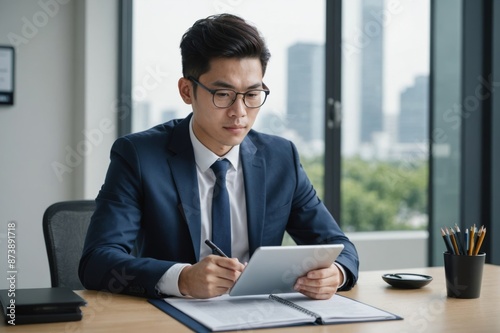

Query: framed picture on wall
[[0, 46, 15, 106]]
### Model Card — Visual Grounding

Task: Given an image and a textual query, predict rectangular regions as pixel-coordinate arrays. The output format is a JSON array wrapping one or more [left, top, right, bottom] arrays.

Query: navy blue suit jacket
[[79, 114, 359, 298]]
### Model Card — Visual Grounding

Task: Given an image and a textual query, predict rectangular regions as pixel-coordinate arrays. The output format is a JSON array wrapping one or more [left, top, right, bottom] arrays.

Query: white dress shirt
[[156, 118, 249, 296]]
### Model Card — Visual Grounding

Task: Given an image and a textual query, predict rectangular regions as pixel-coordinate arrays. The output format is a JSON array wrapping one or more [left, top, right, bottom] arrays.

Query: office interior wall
[[0, 0, 117, 289]]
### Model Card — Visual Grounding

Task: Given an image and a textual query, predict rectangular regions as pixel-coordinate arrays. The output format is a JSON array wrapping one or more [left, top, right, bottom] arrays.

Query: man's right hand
[[178, 255, 245, 299]]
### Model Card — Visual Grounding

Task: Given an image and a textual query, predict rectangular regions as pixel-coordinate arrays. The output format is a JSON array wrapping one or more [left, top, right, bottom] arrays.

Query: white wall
[[0, 0, 117, 289]]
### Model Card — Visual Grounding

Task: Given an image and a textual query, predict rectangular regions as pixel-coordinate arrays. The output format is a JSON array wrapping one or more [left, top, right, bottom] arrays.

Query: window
[[131, 0, 430, 235], [341, 0, 430, 232], [124, 0, 500, 268]]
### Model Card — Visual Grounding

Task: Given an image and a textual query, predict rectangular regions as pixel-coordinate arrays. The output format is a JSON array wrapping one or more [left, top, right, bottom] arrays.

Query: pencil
[[471, 226, 481, 255], [449, 228, 460, 256], [441, 228, 454, 254], [465, 228, 469, 255], [468, 225, 475, 256], [454, 225, 465, 255], [473, 225, 479, 248], [473, 227, 486, 255]]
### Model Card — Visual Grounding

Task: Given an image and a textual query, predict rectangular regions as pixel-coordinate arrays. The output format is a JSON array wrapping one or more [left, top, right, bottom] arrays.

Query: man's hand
[[293, 264, 344, 300], [178, 255, 245, 299]]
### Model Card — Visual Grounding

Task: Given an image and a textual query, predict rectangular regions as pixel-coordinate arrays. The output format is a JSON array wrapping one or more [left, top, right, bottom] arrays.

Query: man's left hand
[[293, 264, 344, 300]]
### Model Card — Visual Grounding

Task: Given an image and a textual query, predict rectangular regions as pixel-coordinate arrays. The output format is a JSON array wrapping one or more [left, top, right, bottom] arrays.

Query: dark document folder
[[0, 287, 86, 325]]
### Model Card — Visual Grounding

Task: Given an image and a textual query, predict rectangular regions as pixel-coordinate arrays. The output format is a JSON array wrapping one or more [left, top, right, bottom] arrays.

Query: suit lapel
[[167, 118, 267, 260], [240, 135, 266, 256], [167, 115, 202, 261]]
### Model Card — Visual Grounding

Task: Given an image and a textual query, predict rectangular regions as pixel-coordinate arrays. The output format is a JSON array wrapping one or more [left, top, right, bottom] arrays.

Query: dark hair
[[180, 14, 271, 79]]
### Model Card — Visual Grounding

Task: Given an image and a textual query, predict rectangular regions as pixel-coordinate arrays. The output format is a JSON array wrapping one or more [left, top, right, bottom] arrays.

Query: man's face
[[179, 57, 264, 156]]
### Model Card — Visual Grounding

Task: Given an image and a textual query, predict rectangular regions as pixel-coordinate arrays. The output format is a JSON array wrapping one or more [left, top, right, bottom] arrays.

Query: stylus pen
[[205, 239, 229, 258]]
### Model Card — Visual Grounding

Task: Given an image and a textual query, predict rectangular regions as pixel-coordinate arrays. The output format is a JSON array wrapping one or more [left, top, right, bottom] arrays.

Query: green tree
[[300, 155, 324, 199], [300, 155, 428, 232], [342, 157, 428, 231]]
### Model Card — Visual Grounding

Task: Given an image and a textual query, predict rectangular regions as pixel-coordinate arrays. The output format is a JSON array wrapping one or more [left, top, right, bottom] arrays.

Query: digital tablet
[[229, 244, 344, 296]]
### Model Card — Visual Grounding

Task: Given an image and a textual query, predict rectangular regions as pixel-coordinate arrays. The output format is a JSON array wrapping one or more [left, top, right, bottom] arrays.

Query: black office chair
[[43, 200, 96, 290]]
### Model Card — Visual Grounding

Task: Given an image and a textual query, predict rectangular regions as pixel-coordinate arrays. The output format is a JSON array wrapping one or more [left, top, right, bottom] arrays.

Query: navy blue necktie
[[210, 159, 231, 257]]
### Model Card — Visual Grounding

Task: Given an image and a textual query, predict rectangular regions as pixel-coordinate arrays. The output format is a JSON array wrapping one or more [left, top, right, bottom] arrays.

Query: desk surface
[[3, 265, 499, 332]]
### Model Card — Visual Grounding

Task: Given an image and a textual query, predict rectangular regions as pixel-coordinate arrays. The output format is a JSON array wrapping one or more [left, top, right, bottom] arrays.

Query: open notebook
[[154, 293, 401, 332]]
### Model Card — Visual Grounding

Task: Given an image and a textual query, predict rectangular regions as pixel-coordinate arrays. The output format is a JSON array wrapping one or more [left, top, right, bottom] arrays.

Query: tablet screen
[[229, 244, 344, 296]]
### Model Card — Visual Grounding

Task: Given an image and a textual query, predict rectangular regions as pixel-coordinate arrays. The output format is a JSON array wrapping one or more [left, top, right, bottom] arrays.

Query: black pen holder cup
[[443, 252, 485, 299]]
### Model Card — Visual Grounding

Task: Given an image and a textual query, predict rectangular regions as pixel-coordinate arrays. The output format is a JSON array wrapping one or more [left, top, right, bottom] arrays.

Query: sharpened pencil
[[468, 225, 475, 256], [441, 227, 454, 254], [473, 226, 486, 255], [449, 228, 460, 256], [454, 224, 465, 255], [465, 228, 470, 255]]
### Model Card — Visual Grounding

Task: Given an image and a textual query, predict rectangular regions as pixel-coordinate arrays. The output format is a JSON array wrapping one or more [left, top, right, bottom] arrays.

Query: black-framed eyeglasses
[[188, 76, 270, 109]]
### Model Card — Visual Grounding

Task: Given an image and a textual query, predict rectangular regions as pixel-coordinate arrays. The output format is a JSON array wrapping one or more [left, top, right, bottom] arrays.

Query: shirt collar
[[189, 117, 240, 173]]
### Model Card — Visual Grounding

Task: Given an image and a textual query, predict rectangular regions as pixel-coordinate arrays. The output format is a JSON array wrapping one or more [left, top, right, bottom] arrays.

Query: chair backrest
[[43, 200, 96, 290]]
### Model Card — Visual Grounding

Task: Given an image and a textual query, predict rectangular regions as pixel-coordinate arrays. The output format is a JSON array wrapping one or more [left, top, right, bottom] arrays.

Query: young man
[[79, 14, 359, 300]]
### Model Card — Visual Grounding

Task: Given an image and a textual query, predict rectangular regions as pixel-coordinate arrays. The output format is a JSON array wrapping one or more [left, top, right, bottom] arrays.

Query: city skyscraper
[[360, 0, 384, 143], [286, 42, 325, 142], [398, 75, 429, 143]]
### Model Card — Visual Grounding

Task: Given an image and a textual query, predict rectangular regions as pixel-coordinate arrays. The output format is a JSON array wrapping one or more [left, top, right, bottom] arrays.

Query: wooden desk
[[2, 265, 499, 332]]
